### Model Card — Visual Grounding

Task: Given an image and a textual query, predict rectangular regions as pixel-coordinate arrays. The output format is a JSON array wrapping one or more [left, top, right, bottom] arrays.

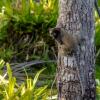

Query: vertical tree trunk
[[51, 0, 96, 100]]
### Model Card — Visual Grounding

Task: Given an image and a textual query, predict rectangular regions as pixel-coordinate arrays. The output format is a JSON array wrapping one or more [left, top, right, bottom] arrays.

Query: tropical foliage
[[0, 0, 58, 62], [0, 60, 49, 100], [0, 0, 100, 99]]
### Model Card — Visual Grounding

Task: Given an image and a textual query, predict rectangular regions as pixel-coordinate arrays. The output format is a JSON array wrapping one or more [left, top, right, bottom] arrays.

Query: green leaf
[[34, 85, 48, 97], [6, 63, 12, 80], [32, 68, 46, 90]]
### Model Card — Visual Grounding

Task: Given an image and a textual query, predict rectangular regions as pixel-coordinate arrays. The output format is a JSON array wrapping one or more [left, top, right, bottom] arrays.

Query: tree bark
[[51, 0, 96, 100]]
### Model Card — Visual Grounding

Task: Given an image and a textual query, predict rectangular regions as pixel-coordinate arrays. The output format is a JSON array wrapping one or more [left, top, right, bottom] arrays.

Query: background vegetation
[[0, 0, 100, 99]]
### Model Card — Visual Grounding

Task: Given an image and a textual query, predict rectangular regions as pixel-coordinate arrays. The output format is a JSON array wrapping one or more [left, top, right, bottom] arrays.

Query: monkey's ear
[[49, 28, 61, 39]]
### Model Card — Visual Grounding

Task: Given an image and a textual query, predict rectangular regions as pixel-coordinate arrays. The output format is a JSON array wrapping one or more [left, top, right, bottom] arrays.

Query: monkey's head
[[49, 27, 63, 44], [49, 27, 79, 55]]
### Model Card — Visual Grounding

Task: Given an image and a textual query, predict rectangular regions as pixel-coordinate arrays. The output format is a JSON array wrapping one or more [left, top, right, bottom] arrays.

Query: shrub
[[0, 60, 48, 100]]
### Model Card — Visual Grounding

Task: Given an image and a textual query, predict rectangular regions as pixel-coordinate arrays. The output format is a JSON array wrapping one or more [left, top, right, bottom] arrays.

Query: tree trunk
[[51, 0, 96, 100]]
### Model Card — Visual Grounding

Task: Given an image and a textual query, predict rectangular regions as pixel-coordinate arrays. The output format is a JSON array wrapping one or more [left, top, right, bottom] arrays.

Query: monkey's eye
[[53, 32, 57, 38]]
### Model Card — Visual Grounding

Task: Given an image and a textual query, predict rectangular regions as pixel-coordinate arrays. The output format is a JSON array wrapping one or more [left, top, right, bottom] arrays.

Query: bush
[[0, 0, 58, 62], [0, 60, 48, 100]]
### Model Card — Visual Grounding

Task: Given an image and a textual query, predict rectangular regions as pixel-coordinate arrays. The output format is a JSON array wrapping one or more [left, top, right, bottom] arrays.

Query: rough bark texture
[[55, 0, 96, 100]]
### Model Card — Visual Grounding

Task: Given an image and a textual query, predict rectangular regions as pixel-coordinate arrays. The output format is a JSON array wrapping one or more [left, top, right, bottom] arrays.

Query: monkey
[[95, 0, 100, 17], [49, 27, 81, 56], [49, 27, 86, 96]]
